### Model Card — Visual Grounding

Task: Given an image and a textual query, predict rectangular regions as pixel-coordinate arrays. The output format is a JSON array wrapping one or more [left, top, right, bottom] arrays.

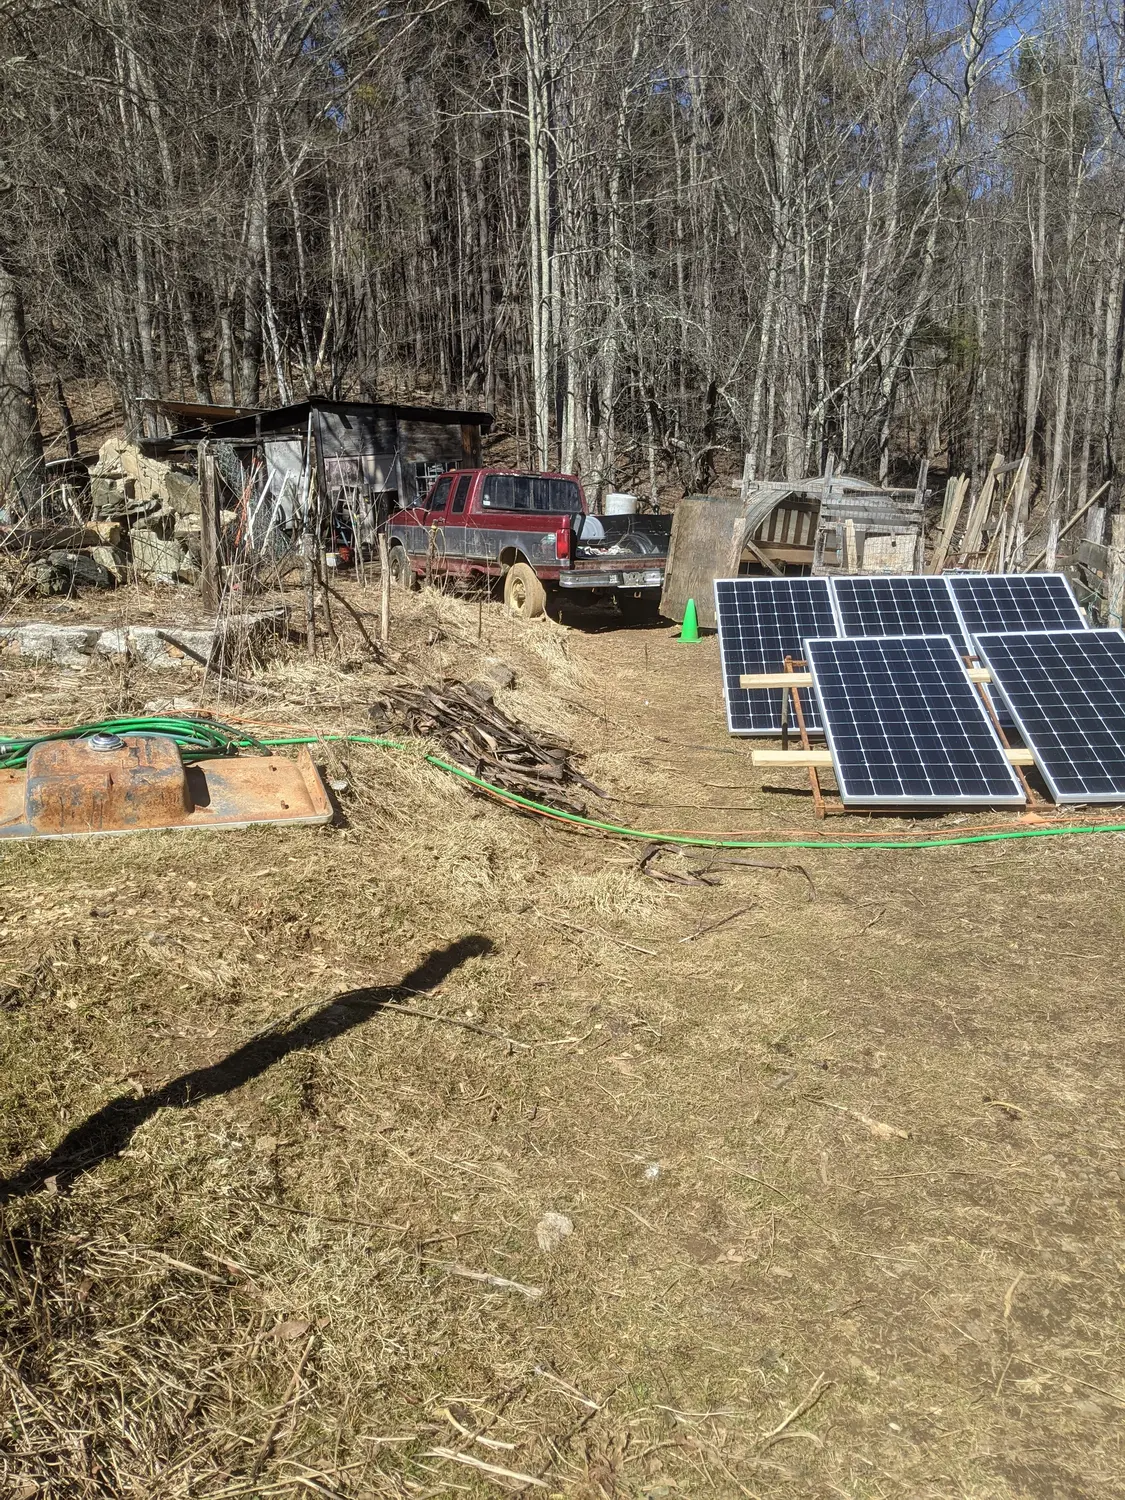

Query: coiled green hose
[[0, 716, 252, 769]]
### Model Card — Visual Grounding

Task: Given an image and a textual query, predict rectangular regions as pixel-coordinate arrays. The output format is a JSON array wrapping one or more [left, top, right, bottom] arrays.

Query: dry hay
[[1, 581, 1124, 1499]]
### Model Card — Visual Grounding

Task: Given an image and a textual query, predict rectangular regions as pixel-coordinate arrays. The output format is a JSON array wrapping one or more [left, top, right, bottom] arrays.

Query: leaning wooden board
[[659, 495, 747, 628]]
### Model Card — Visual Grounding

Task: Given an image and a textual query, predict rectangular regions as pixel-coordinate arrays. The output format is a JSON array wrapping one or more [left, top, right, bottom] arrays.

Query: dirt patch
[[1, 585, 1123, 1498]]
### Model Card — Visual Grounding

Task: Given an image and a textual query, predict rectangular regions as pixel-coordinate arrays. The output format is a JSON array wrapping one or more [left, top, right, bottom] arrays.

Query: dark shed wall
[[140, 400, 491, 513], [316, 407, 398, 457], [395, 418, 482, 506]]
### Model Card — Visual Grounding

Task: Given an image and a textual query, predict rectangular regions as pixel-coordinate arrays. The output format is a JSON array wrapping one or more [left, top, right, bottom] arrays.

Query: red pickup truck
[[386, 468, 671, 621]]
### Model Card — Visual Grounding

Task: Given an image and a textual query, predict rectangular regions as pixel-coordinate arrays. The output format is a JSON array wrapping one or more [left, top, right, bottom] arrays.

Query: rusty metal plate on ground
[[0, 735, 332, 840]]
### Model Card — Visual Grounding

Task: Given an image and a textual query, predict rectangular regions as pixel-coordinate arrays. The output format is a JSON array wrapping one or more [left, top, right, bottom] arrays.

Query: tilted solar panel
[[714, 577, 839, 735], [804, 634, 1025, 807], [947, 573, 1086, 645], [831, 575, 969, 653], [974, 628, 1125, 803]]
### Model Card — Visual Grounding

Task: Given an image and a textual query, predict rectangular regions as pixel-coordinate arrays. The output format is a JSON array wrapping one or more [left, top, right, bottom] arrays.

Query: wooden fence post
[[957, 451, 1003, 565], [912, 456, 929, 573], [740, 451, 756, 499], [198, 439, 221, 612], [302, 416, 318, 657], [929, 473, 968, 574], [378, 532, 391, 643], [1010, 454, 1031, 568], [844, 517, 859, 572]]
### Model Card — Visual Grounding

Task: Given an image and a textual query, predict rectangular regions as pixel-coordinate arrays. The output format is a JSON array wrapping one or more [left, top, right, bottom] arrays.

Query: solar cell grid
[[714, 577, 839, 735], [831, 575, 969, 652], [947, 572, 1086, 644], [974, 628, 1125, 803], [804, 634, 1025, 807]]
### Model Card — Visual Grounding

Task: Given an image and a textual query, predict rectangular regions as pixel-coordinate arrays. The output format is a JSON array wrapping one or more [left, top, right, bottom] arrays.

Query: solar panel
[[831, 575, 969, 653], [804, 634, 1026, 807], [714, 577, 839, 735], [974, 628, 1125, 803], [947, 573, 1086, 645]]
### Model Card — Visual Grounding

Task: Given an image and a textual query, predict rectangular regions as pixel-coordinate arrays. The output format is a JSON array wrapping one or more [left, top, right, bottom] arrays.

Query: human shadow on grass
[[0, 935, 494, 1204]]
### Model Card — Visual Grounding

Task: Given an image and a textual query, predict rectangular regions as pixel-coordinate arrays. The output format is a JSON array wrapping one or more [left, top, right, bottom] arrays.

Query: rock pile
[[89, 438, 203, 583]]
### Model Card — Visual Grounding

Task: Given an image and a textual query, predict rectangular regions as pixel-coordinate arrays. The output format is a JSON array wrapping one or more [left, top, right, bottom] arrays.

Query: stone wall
[[0, 610, 288, 671]]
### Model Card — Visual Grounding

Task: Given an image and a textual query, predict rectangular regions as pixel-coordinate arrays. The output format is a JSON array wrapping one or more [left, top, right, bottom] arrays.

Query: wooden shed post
[[740, 451, 756, 499], [198, 439, 221, 612]]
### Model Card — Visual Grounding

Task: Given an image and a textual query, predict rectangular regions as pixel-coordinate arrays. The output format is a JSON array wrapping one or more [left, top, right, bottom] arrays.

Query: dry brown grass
[[2, 583, 1124, 1499]]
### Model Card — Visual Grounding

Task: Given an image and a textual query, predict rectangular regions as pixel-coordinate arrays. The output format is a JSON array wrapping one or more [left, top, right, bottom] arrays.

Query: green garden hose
[[2, 716, 1124, 852], [0, 716, 252, 769]]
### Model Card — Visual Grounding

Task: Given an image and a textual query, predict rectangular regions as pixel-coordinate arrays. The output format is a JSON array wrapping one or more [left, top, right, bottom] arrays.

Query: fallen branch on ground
[[678, 907, 752, 942], [760, 1373, 834, 1448], [435, 1263, 543, 1298], [637, 842, 723, 886], [709, 856, 816, 899], [381, 1001, 531, 1050], [423, 1448, 547, 1487], [805, 1097, 910, 1140]]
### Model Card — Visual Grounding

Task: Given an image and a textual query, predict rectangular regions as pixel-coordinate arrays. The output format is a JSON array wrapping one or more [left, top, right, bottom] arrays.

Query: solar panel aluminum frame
[[974, 627, 1125, 805], [946, 572, 1087, 651], [713, 576, 839, 737], [804, 633, 1027, 809]]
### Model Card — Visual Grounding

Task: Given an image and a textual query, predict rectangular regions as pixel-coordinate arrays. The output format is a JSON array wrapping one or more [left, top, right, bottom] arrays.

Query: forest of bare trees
[[4, 0, 1125, 527]]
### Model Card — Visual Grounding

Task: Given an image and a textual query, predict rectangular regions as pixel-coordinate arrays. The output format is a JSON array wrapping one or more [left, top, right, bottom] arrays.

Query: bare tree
[[0, 0, 1123, 530]]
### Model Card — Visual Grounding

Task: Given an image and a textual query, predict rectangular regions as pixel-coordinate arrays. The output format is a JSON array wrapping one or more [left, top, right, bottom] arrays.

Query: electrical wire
[[3, 715, 1125, 852]]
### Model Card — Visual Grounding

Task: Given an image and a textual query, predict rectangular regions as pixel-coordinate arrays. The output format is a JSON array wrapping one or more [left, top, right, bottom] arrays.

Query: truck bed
[[574, 513, 673, 560], [556, 512, 672, 592]]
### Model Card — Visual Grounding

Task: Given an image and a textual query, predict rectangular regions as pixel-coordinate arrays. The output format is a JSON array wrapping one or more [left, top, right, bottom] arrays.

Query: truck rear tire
[[504, 562, 547, 619], [388, 543, 416, 592]]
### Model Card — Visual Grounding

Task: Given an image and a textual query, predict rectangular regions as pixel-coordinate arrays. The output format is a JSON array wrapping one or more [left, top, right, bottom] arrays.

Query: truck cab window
[[415, 460, 453, 496], [481, 475, 581, 514], [450, 474, 472, 514], [540, 479, 581, 513], [428, 477, 453, 511]]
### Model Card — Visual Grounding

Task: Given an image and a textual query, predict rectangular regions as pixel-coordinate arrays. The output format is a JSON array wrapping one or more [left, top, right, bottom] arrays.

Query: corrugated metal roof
[[141, 398, 494, 454]]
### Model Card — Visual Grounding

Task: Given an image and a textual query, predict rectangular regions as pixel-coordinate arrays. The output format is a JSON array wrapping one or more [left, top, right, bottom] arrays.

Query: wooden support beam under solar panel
[[751, 746, 1036, 767], [741, 667, 994, 688]]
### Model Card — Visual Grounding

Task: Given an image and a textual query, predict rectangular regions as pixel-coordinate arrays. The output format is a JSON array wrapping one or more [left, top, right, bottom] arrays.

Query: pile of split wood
[[370, 680, 604, 814]]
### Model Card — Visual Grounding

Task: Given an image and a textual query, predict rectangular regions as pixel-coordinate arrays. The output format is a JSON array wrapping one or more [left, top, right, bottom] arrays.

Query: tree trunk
[[0, 252, 43, 505], [523, 2, 552, 468]]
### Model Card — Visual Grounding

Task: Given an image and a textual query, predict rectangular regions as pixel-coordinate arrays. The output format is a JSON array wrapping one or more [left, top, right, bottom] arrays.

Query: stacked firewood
[[369, 679, 604, 814]]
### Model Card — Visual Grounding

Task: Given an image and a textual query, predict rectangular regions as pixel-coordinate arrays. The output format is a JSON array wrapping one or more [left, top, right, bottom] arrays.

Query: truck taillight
[[557, 522, 571, 560]]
